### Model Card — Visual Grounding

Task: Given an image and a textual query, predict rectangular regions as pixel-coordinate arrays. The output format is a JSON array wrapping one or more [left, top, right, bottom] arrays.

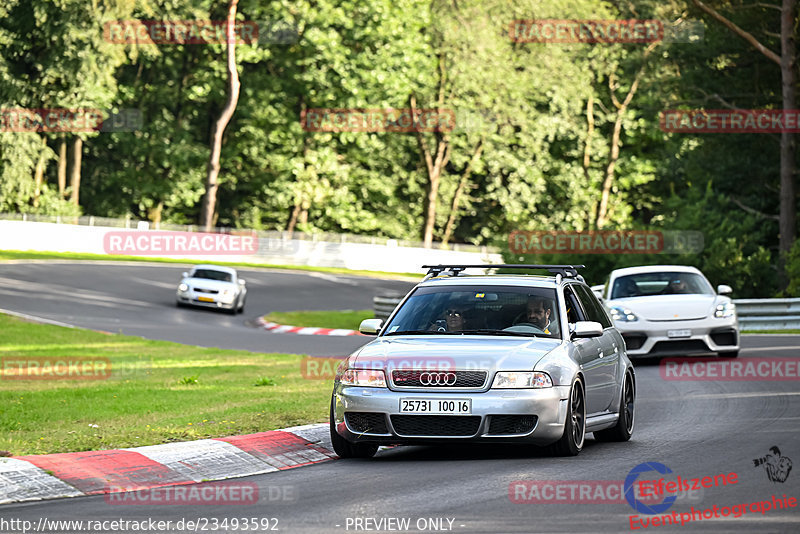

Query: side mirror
[[359, 318, 383, 335], [571, 321, 603, 338], [239, 279, 246, 285], [717, 284, 732, 295], [181, 272, 189, 278]]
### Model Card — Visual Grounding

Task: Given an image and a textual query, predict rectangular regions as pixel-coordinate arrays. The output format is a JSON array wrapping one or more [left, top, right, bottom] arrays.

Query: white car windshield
[[192, 269, 233, 282], [383, 286, 561, 339], [611, 272, 714, 298]]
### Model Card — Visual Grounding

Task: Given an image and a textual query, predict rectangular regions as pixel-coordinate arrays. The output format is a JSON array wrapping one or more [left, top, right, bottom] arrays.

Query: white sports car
[[175, 265, 247, 314], [593, 265, 739, 358]]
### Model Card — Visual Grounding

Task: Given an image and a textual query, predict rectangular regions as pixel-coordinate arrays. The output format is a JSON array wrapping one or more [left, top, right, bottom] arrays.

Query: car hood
[[352, 336, 561, 373], [183, 277, 236, 291], [609, 295, 719, 321]]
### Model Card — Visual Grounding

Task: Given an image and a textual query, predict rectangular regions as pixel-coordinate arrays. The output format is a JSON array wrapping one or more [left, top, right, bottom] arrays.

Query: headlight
[[492, 371, 552, 389], [178, 283, 189, 292], [222, 289, 234, 296], [339, 369, 386, 387], [610, 306, 638, 322], [714, 302, 736, 318]]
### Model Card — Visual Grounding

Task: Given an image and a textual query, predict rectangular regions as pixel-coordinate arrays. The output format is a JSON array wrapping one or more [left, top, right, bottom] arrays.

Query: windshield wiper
[[458, 329, 539, 337], [384, 330, 458, 336]]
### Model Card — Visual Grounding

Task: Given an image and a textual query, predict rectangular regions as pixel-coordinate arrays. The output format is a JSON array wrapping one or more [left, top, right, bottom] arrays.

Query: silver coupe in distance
[[175, 265, 247, 314], [330, 264, 636, 458]]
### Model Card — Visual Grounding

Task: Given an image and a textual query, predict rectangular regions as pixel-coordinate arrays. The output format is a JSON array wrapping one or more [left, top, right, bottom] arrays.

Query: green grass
[[263, 309, 373, 330], [0, 249, 421, 281], [742, 329, 800, 334], [0, 314, 334, 456]]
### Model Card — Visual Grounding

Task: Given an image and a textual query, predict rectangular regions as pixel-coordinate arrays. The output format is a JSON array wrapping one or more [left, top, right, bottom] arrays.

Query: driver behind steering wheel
[[515, 295, 552, 334]]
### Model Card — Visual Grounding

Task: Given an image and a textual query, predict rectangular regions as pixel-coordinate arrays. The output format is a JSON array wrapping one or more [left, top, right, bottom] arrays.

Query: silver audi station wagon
[[330, 264, 636, 458]]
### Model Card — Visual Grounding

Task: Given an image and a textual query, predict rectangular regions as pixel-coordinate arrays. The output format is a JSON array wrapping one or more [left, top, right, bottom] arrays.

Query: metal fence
[[733, 298, 800, 331], [0, 213, 495, 253]]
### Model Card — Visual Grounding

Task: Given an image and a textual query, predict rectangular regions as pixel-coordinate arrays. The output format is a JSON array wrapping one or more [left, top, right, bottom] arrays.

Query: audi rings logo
[[420, 372, 457, 386]]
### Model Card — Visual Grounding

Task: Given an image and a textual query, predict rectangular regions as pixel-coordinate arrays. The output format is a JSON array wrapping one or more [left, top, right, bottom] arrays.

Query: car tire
[[594, 371, 634, 442], [550, 378, 585, 456], [237, 296, 246, 314], [329, 397, 378, 459], [718, 350, 739, 358], [176, 300, 183, 308]]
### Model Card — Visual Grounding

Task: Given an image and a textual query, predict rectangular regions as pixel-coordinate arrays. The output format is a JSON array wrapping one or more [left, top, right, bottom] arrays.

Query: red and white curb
[[257, 317, 363, 336], [0, 423, 334, 505]]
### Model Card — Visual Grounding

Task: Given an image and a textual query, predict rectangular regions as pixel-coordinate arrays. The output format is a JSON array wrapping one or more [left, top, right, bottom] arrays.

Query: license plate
[[667, 329, 691, 338], [400, 398, 471, 414], [197, 296, 214, 303]]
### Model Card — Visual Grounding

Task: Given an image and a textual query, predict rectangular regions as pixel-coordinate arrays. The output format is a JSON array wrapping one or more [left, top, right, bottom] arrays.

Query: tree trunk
[[33, 135, 47, 208], [690, 0, 797, 287], [148, 201, 163, 224], [286, 203, 301, 235], [200, 0, 241, 231], [69, 137, 82, 207], [583, 95, 595, 228], [778, 0, 797, 260], [595, 44, 655, 229], [411, 90, 451, 248], [57, 136, 67, 198], [441, 138, 483, 247]]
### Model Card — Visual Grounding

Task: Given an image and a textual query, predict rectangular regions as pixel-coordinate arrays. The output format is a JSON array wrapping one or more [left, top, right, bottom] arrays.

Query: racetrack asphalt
[[0, 261, 798, 532], [0, 261, 415, 356]]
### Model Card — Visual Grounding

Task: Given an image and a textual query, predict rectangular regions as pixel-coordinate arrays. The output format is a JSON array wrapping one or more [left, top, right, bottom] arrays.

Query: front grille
[[651, 340, 710, 354], [710, 329, 738, 346], [390, 415, 481, 436], [345, 412, 389, 434], [487, 415, 538, 435], [391, 370, 487, 388], [622, 334, 647, 351], [194, 288, 219, 294]]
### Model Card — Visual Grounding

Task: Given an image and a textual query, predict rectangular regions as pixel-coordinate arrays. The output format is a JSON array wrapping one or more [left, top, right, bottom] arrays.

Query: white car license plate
[[400, 398, 471, 414], [667, 329, 692, 338]]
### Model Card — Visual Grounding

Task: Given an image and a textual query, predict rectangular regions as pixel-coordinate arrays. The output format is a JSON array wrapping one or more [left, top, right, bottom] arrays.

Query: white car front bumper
[[614, 316, 739, 357]]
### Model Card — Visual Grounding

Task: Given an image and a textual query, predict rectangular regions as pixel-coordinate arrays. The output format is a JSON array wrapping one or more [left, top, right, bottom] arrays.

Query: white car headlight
[[222, 289, 234, 296], [610, 306, 638, 322], [492, 371, 552, 389], [339, 369, 387, 387], [714, 302, 736, 319], [178, 283, 189, 292]]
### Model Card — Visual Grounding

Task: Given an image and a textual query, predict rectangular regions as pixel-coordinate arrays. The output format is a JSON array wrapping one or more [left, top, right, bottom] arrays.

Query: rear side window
[[574, 285, 612, 328]]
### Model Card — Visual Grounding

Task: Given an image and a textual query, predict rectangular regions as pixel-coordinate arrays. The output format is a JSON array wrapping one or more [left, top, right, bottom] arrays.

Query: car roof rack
[[421, 264, 586, 280]]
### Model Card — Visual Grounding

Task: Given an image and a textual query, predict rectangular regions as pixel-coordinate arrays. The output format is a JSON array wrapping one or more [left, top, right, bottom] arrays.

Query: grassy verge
[[0, 314, 333, 456], [263, 310, 373, 330], [742, 329, 800, 334], [0, 249, 421, 281]]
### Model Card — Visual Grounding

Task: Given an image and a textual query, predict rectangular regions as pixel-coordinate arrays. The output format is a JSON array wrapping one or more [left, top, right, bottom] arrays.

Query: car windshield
[[383, 285, 560, 339], [611, 272, 714, 298], [192, 269, 233, 282]]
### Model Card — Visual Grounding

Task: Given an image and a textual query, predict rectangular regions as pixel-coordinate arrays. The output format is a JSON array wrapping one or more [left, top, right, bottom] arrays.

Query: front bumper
[[176, 290, 236, 309], [615, 316, 739, 357], [332, 384, 571, 446]]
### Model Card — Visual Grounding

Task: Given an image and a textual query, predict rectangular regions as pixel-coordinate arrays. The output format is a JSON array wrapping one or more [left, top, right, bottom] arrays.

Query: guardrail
[[733, 298, 800, 331], [373, 293, 405, 321], [372, 296, 800, 331]]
